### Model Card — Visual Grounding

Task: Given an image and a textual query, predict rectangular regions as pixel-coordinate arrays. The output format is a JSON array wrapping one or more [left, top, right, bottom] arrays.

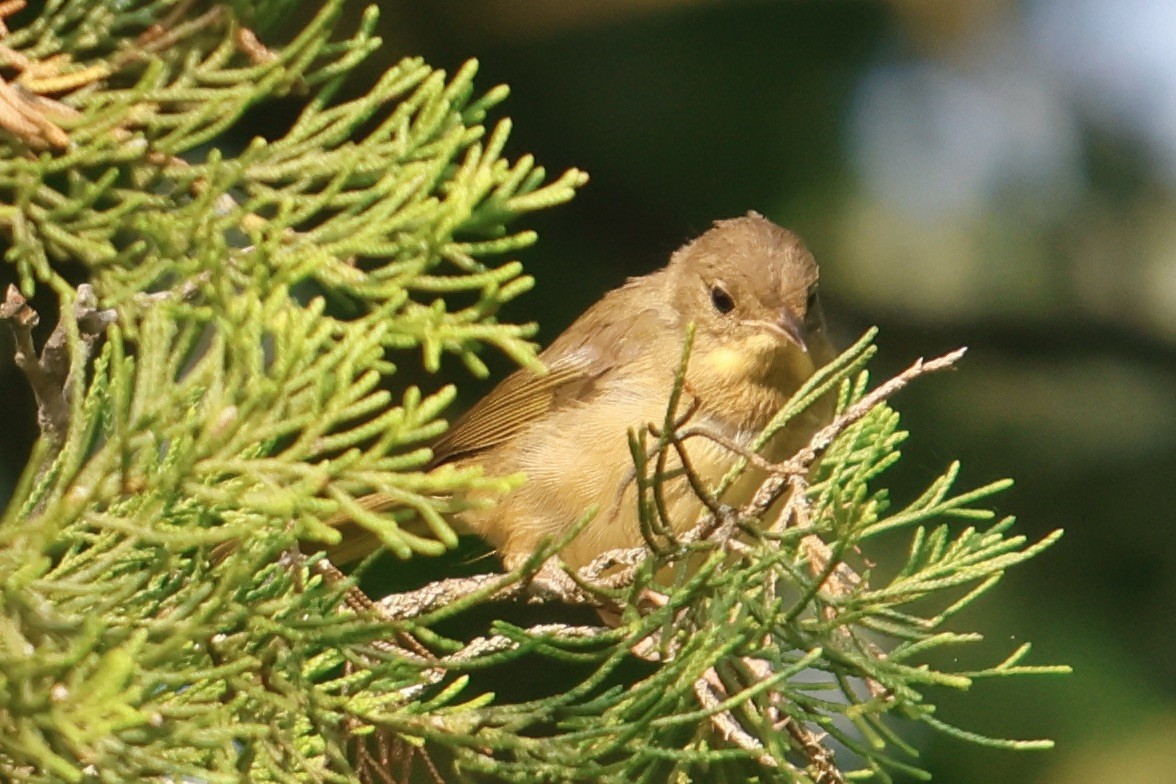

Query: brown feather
[[429, 353, 597, 466], [433, 277, 672, 466]]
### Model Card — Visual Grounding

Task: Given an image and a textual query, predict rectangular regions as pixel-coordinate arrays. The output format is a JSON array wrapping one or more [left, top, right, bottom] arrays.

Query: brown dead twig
[[0, 2, 106, 148], [0, 73, 77, 148], [0, 0, 24, 36], [319, 347, 966, 780], [1, 284, 116, 446]]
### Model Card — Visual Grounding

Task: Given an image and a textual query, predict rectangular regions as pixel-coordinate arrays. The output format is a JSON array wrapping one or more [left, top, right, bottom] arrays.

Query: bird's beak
[[773, 307, 808, 353]]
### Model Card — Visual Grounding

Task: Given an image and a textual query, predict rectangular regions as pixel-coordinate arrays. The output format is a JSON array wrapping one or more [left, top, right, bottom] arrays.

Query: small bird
[[331, 212, 835, 571]]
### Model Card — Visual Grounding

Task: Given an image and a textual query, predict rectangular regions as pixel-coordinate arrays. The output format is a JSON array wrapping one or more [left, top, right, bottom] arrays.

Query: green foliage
[[0, 2, 1064, 783]]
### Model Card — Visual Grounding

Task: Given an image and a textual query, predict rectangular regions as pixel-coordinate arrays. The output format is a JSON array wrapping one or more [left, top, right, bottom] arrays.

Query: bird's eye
[[710, 285, 735, 314], [805, 286, 819, 312]]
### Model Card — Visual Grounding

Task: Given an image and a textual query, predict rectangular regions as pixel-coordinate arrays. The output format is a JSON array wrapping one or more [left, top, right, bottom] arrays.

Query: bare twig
[[689, 657, 848, 782], [389, 621, 611, 705], [1, 284, 116, 446], [434, 623, 606, 664], [374, 572, 521, 619], [745, 348, 968, 523], [0, 75, 72, 148], [371, 557, 626, 622], [736, 656, 846, 783], [780, 714, 845, 784], [235, 27, 277, 66], [132, 271, 210, 306], [693, 667, 778, 768]]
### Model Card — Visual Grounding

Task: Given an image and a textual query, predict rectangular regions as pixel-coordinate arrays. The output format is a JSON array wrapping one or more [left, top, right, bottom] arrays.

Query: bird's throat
[[691, 340, 815, 436]]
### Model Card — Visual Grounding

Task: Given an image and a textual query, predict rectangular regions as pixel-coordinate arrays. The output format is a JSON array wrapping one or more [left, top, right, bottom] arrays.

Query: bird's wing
[[428, 351, 596, 465], [321, 277, 670, 564], [432, 282, 668, 465]]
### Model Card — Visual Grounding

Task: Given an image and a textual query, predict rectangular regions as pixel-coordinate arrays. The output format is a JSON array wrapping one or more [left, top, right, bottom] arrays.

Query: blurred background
[[3, 1, 1174, 781]]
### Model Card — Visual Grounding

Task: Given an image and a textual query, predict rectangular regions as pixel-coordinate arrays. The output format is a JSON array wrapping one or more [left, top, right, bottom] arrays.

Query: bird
[[328, 212, 836, 572]]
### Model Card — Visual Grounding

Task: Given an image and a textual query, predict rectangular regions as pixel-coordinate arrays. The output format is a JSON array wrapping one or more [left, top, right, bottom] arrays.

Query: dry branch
[[1, 283, 116, 446]]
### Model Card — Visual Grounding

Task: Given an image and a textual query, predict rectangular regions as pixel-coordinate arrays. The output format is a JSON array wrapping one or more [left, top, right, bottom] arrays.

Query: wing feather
[[322, 273, 672, 563], [429, 352, 598, 465], [431, 276, 670, 466]]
